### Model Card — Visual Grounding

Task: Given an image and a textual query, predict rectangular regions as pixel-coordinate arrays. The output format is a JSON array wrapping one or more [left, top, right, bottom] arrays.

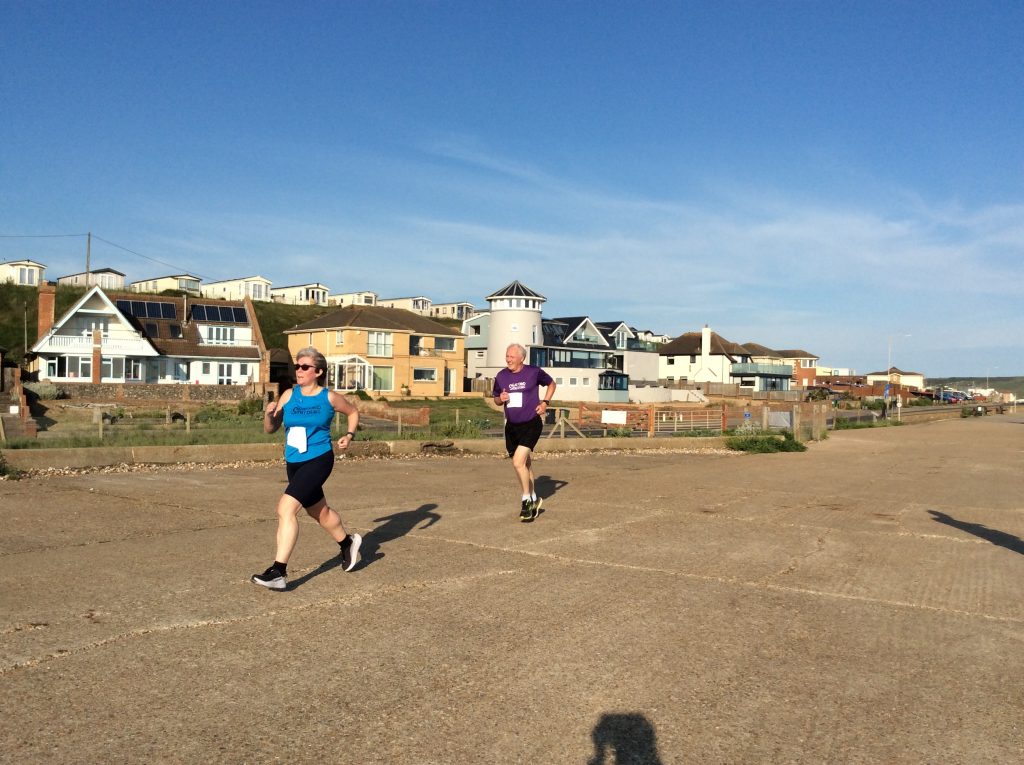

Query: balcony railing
[[45, 335, 146, 353], [731, 362, 794, 376]]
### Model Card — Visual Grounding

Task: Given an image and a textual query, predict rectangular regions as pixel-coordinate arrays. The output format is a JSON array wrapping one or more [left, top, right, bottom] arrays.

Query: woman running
[[251, 346, 361, 590]]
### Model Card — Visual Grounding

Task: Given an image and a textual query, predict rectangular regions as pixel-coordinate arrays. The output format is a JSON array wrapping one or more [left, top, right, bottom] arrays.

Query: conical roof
[[486, 280, 546, 301]]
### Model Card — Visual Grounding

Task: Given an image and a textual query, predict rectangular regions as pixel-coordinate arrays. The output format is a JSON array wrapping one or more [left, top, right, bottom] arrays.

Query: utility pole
[[85, 231, 92, 281]]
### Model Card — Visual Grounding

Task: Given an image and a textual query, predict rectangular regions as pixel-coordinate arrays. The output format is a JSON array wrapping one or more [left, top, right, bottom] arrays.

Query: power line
[[91, 235, 210, 281], [1, 232, 211, 281], [0, 233, 87, 238]]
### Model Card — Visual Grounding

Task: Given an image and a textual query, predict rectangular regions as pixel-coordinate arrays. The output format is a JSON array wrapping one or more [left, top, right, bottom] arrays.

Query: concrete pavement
[[1, 416, 1022, 763]]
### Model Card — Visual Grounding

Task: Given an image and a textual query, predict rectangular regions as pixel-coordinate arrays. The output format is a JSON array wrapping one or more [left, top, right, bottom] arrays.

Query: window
[[101, 357, 125, 380], [367, 331, 393, 357], [202, 362, 211, 375], [435, 337, 455, 352], [217, 363, 232, 385], [371, 366, 394, 391], [556, 378, 563, 385], [336, 331, 345, 345], [583, 377, 590, 385], [690, 355, 697, 364], [569, 377, 577, 386], [145, 322, 159, 337], [208, 326, 235, 344], [239, 363, 249, 377], [471, 326, 481, 335], [169, 324, 183, 339], [126, 359, 143, 381], [476, 351, 485, 358], [363, 295, 373, 304], [413, 368, 437, 382], [19, 267, 37, 285]]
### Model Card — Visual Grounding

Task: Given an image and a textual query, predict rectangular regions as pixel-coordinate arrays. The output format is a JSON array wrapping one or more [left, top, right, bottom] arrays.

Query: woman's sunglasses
[[294, 363, 317, 371]]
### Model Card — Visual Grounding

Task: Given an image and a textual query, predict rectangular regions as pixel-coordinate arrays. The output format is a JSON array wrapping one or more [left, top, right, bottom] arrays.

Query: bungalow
[[429, 301, 475, 321], [286, 305, 465, 397], [328, 290, 378, 307], [31, 284, 265, 385], [128, 274, 201, 295], [378, 296, 432, 316], [56, 268, 126, 291], [1, 259, 46, 286], [201, 275, 273, 302], [271, 282, 329, 306]]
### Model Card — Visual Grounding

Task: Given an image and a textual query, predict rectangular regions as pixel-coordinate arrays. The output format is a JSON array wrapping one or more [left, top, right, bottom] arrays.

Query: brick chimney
[[37, 281, 57, 340]]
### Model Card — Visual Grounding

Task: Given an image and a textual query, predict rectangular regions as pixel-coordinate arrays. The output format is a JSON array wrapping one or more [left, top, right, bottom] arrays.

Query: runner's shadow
[[587, 712, 663, 765], [928, 510, 1024, 555], [535, 474, 568, 502], [354, 503, 441, 570], [286, 556, 344, 590]]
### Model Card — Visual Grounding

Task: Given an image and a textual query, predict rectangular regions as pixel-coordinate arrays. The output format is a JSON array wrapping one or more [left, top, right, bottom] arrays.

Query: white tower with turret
[[484, 280, 546, 368]]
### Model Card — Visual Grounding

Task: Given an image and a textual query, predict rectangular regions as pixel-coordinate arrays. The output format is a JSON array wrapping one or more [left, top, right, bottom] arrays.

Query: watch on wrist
[[345, 431, 356, 439]]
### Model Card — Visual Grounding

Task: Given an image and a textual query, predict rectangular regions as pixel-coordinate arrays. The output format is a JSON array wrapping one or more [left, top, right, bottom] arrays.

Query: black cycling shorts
[[504, 416, 543, 457], [285, 450, 335, 508]]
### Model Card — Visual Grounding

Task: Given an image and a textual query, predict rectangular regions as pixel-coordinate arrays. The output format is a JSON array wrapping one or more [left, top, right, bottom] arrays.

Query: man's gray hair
[[295, 346, 328, 377], [506, 342, 527, 360]]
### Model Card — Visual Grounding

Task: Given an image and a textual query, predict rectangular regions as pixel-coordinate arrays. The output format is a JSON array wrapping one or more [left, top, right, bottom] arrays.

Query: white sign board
[[600, 409, 628, 425]]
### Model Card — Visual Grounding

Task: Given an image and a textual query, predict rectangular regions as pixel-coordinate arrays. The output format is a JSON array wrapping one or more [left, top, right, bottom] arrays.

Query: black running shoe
[[340, 533, 362, 572], [251, 566, 286, 590], [520, 499, 533, 521], [531, 496, 543, 518]]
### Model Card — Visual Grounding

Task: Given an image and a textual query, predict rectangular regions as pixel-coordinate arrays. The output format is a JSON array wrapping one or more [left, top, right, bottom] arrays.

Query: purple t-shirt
[[493, 365, 554, 424]]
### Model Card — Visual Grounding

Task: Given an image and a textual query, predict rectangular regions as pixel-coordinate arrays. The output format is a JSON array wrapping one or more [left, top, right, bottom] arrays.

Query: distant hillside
[[249, 301, 335, 349]]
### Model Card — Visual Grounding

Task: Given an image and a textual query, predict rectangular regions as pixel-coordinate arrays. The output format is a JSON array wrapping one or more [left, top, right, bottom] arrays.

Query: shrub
[[437, 420, 482, 439], [606, 427, 632, 437], [237, 398, 263, 416], [22, 381, 63, 400], [726, 431, 807, 453], [0, 453, 24, 479]]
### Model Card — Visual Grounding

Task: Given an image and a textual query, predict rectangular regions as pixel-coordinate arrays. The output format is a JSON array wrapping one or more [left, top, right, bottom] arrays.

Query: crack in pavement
[[0, 568, 520, 675]]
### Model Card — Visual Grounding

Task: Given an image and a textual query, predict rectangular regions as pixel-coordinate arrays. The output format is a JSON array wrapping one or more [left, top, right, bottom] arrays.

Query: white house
[[271, 282, 329, 306], [378, 296, 431, 315], [429, 301, 475, 321], [201, 275, 273, 302], [32, 285, 264, 385], [1, 259, 46, 286], [328, 290, 378, 307], [56, 268, 126, 291], [128, 274, 201, 295]]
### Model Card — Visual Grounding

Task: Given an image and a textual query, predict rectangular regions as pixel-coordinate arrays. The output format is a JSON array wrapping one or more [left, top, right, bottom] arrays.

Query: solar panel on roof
[[116, 300, 131, 314], [232, 307, 247, 322], [191, 305, 206, 321], [161, 303, 175, 319], [132, 301, 146, 316], [146, 302, 163, 318]]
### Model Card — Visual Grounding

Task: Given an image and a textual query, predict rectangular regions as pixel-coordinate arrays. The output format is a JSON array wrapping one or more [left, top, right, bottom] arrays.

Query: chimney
[[37, 281, 57, 340]]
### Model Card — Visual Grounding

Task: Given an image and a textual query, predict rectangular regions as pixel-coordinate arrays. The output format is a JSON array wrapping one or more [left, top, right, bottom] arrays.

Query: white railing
[[45, 335, 148, 353]]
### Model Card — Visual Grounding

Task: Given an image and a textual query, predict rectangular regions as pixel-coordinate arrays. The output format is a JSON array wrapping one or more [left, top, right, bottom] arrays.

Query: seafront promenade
[[2, 415, 1022, 763]]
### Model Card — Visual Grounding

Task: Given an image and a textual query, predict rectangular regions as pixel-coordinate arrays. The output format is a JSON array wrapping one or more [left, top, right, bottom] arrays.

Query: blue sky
[[3, 1, 1022, 378]]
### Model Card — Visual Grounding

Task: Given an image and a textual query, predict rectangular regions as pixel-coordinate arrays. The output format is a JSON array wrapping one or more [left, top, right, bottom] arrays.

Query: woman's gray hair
[[295, 346, 328, 378]]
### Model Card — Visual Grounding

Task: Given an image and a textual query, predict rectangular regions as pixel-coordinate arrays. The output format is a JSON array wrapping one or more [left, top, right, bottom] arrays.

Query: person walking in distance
[[251, 347, 362, 590], [493, 343, 557, 522]]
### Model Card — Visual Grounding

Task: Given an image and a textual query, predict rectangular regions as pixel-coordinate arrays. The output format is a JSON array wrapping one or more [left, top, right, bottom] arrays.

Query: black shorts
[[285, 450, 335, 507], [504, 416, 543, 457]]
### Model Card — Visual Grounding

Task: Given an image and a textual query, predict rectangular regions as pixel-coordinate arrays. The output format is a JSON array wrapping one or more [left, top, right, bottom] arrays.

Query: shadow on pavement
[[587, 712, 663, 765], [928, 509, 1024, 556], [355, 503, 442, 570], [535, 473, 568, 502]]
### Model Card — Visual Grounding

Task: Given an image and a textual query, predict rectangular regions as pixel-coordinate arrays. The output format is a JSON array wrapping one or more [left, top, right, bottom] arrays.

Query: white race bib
[[286, 426, 308, 453], [507, 392, 523, 408]]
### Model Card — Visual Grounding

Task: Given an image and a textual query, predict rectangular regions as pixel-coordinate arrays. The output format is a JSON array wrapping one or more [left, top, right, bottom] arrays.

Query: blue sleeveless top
[[282, 387, 334, 463]]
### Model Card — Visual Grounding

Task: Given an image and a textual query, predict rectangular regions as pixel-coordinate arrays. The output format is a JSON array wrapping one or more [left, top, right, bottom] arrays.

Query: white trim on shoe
[[342, 533, 362, 572]]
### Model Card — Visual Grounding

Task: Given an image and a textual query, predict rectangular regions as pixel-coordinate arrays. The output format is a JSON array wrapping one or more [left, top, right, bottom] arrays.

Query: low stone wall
[[53, 382, 271, 403]]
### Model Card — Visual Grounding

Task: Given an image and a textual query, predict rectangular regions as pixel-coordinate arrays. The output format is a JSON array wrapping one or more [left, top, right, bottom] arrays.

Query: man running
[[493, 343, 557, 522]]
